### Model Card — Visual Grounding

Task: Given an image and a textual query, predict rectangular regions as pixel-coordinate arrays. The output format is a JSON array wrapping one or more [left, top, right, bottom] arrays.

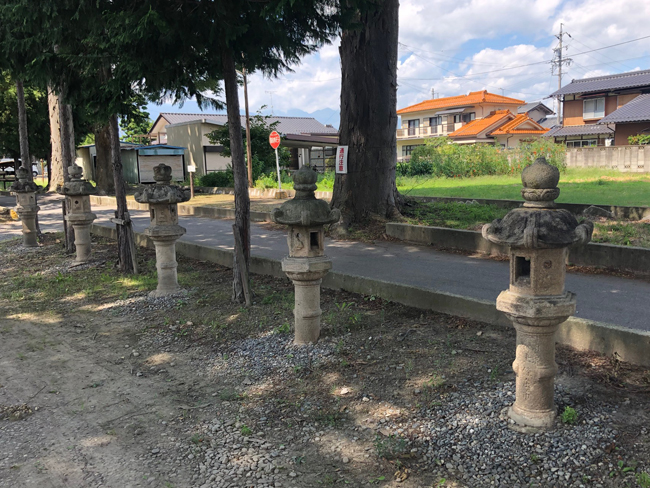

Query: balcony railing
[[396, 124, 456, 139]]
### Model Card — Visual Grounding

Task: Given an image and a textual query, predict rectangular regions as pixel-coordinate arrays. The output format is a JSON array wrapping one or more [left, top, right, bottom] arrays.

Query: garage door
[[138, 155, 184, 183], [205, 149, 231, 172]]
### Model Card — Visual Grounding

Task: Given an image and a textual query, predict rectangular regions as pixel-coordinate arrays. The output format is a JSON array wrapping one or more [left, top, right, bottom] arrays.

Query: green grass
[[397, 169, 650, 207], [402, 201, 509, 230]]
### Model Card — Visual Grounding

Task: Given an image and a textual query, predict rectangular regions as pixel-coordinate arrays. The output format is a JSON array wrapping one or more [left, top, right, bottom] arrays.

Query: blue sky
[[147, 0, 650, 129]]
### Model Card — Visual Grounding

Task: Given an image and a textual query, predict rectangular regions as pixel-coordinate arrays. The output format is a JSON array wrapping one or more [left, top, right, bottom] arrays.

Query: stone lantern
[[11, 167, 40, 247], [482, 157, 593, 431], [134, 164, 190, 297], [58, 164, 97, 262], [271, 165, 340, 344]]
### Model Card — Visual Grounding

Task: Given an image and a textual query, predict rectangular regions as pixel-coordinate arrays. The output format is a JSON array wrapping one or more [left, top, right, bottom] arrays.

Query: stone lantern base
[[282, 256, 332, 344], [146, 228, 186, 298], [15, 191, 39, 247], [498, 291, 576, 431], [65, 213, 97, 263]]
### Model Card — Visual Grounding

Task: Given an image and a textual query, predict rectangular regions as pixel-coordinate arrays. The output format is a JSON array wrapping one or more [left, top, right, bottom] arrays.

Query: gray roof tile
[[544, 124, 614, 137], [550, 69, 650, 97], [517, 102, 554, 115], [159, 113, 338, 135], [597, 94, 650, 124]]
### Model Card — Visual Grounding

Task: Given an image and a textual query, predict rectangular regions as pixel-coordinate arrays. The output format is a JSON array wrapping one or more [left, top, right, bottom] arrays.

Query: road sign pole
[[275, 148, 282, 191]]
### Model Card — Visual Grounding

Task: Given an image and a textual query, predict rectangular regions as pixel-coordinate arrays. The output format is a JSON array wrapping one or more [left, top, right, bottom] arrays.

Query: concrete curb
[[89, 195, 271, 222], [386, 222, 650, 274], [410, 196, 650, 220], [90, 222, 650, 367]]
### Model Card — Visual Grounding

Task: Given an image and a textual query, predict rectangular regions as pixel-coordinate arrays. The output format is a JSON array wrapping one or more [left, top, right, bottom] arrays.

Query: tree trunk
[[109, 113, 137, 274], [331, 0, 402, 227], [222, 49, 250, 303], [15, 79, 32, 181], [47, 85, 64, 191], [59, 100, 76, 252], [94, 122, 115, 194], [44, 155, 52, 191]]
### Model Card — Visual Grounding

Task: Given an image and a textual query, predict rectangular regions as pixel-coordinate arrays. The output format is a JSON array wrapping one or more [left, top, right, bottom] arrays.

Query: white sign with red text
[[335, 146, 348, 174]]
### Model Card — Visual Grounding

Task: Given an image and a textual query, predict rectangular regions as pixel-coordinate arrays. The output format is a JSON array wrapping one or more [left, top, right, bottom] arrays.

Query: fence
[[565, 145, 650, 172]]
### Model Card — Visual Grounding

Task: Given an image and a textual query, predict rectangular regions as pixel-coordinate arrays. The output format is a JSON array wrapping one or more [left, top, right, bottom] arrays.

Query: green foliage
[[254, 171, 292, 190], [398, 137, 566, 179], [240, 425, 252, 436], [199, 170, 234, 188], [628, 134, 650, 145], [637, 471, 650, 488], [561, 406, 578, 424], [207, 111, 291, 181], [120, 100, 153, 145], [0, 72, 50, 160]]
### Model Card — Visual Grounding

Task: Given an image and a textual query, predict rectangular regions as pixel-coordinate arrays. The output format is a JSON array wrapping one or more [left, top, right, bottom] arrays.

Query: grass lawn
[[397, 168, 650, 207]]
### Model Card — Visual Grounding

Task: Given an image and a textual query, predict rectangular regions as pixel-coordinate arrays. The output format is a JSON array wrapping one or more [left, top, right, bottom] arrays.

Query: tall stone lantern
[[11, 167, 40, 247], [134, 164, 190, 297], [271, 165, 340, 344], [482, 157, 593, 431], [58, 164, 97, 262]]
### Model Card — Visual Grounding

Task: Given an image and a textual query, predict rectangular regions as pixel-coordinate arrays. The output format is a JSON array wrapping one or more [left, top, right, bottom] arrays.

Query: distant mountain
[[147, 101, 340, 130]]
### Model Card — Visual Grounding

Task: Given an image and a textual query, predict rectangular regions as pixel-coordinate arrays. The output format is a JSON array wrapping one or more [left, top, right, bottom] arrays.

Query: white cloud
[[174, 0, 650, 123]]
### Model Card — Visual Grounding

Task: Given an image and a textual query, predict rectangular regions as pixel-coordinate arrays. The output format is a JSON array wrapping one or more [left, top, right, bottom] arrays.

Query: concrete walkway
[[2, 195, 650, 334]]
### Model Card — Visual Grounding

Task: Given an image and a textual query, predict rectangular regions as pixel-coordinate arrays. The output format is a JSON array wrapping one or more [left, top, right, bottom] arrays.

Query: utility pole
[[242, 67, 253, 187], [265, 91, 277, 115], [552, 23, 572, 126]]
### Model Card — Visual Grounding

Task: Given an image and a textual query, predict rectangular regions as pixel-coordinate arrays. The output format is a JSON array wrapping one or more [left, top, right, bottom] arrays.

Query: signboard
[[269, 131, 281, 149], [187, 164, 197, 173], [336, 146, 348, 174]]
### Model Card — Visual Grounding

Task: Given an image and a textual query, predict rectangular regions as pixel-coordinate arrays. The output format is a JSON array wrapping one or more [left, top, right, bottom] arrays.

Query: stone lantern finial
[[271, 165, 340, 344], [154, 163, 173, 185], [482, 157, 593, 432]]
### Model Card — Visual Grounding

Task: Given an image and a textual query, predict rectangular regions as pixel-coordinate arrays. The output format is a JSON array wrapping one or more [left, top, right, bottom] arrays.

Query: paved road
[[3, 195, 649, 332]]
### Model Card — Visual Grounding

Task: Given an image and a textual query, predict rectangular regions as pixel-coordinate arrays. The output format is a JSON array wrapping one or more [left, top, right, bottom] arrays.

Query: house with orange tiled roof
[[489, 114, 549, 147], [396, 90, 524, 160], [448, 110, 515, 144]]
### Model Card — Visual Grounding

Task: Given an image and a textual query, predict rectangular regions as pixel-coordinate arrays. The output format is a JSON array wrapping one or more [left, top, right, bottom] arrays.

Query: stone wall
[[565, 145, 650, 172]]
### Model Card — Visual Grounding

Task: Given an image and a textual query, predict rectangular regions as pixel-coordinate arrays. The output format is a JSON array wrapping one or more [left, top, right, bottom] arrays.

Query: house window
[[462, 112, 476, 123], [583, 98, 605, 119], [429, 116, 441, 126], [402, 145, 423, 156], [454, 114, 463, 123], [407, 119, 419, 136], [566, 139, 598, 148]]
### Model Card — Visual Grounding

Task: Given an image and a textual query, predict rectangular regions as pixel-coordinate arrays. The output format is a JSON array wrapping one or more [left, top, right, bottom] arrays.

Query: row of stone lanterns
[[13, 158, 594, 434]]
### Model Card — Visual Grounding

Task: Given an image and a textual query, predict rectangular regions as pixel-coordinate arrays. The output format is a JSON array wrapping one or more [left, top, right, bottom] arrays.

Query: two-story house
[[396, 90, 525, 160], [547, 69, 650, 146]]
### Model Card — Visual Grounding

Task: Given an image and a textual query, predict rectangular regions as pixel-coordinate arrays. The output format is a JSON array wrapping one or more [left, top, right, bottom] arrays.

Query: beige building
[[396, 90, 524, 160], [148, 113, 339, 177]]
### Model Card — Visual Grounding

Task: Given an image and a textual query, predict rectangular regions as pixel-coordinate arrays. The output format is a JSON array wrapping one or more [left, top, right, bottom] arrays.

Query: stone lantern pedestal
[[271, 165, 340, 344], [134, 164, 190, 297], [483, 157, 593, 432], [11, 167, 40, 247], [58, 164, 97, 262]]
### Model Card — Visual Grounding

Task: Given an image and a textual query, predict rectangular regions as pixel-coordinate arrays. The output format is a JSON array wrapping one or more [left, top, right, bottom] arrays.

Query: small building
[[75, 142, 186, 184], [447, 110, 515, 144], [125, 145, 186, 184], [148, 113, 339, 176]]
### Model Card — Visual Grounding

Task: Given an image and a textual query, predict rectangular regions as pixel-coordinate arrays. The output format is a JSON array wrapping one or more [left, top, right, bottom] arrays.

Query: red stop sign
[[269, 131, 281, 149]]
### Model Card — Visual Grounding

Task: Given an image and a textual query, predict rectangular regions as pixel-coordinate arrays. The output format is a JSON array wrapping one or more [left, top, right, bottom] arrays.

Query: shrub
[[561, 406, 578, 424], [399, 137, 566, 179], [199, 169, 234, 188], [628, 134, 650, 145]]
